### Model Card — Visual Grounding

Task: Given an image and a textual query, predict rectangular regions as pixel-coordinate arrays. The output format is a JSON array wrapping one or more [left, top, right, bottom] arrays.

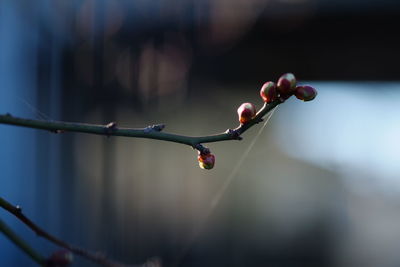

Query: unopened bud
[[237, 103, 256, 124], [277, 73, 297, 95], [295, 85, 318, 101], [260, 81, 277, 103], [198, 153, 215, 170]]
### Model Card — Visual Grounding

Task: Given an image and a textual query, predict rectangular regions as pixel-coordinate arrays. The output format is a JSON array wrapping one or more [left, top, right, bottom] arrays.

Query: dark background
[[1, 1, 400, 266]]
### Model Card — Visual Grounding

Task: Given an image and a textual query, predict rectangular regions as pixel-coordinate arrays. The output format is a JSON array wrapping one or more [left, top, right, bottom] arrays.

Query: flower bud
[[237, 103, 256, 124], [295, 85, 318, 101], [198, 153, 215, 170], [47, 250, 73, 266], [260, 81, 277, 103], [277, 73, 297, 94]]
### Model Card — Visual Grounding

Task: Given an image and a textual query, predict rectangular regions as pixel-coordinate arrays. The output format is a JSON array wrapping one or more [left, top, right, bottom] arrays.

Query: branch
[[0, 100, 281, 148], [0, 218, 45, 265], [0, 197, 158, 267]]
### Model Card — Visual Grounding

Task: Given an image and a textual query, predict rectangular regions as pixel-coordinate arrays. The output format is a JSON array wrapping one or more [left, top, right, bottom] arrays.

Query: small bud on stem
[[277, 73, 297, 95], [260, 81, 277, 103], [198, 151, 215, 170], [295, 85, 318, 101], [237, 103, 257, 124]]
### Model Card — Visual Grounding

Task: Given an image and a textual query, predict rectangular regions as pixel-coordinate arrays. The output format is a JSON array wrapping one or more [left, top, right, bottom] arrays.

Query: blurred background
[[1, 0, 400, 266]]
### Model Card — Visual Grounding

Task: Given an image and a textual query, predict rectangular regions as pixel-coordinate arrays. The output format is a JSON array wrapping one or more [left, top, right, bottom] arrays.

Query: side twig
[[0, 197, 155, 267]]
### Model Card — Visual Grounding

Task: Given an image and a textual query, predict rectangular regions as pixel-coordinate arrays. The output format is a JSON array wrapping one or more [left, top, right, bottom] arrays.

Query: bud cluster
[[196, 73, 317, 170], [260, 73, 318, 103]]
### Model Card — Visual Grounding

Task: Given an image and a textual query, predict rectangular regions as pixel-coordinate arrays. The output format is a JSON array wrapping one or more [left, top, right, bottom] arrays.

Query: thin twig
[[0, 100, 281, 149], [0, 197, 155, 267], [0, 218, 46, 265]]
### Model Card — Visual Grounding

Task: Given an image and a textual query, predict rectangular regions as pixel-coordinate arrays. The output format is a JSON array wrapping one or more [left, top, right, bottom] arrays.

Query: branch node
[[152, 124, 165, 132], [106, 122, 117, 129], [15, 205, 22, 213], [226, 129, 242, 140], [193, 144, 210, 155], [254, 118, 264, 124], [105, 122, 117, 136], [144, 124, 165, 133]]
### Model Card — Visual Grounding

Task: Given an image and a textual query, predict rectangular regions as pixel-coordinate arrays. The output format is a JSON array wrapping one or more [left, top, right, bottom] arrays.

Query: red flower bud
[[260, 81, 277, 103], [237, 102, 256, 124], [198, 152, 215, 170], [295, 85, 318, 101], [47, 250, 73, 266], [277, 73, 297, 95]]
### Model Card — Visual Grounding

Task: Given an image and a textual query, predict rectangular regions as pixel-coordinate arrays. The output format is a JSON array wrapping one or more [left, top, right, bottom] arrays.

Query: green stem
[[0, 218, 45, 265], [0, 100, 281, 148]]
